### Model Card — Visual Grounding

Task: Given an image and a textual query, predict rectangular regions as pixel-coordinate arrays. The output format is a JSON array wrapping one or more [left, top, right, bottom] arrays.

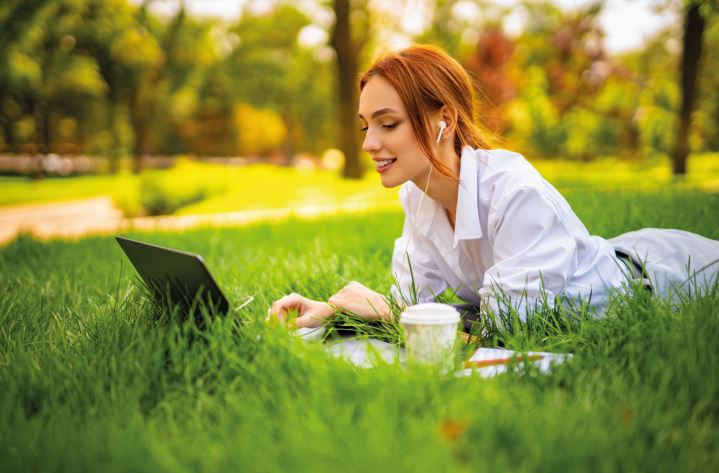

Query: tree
[[77, 0, 144, 172], [0, 0, 53, 153], [330, 0, 369, 179], [0, 0, 109, 177], [416, 0, 473, 60], [224, 4, 334, 161], [465, 27, 515, 134], [673, 1, 706, 175], [128, 2, 183, 173], [697, 7, 719, 151]]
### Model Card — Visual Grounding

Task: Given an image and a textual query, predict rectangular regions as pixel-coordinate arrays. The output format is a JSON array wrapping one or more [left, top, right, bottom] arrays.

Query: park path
[[0, 196, 398, 246], [0, 197, 123, 244]]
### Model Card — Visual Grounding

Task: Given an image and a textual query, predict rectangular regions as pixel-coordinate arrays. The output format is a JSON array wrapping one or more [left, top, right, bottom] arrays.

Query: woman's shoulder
[[473, 148, 546, 192], [474, 148, 534, 171]]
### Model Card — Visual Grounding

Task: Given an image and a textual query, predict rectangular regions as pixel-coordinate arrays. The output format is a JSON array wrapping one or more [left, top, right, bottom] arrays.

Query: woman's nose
[[362, 128, 381, 153]]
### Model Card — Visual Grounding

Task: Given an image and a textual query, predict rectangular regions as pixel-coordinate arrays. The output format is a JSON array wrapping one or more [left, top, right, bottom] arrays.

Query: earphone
[[417, 120, 447, 218], [436, 120, 447, 144], [395, 120, 447, 296], [413, 120, 446, 237], [397, 119, 448, 295]]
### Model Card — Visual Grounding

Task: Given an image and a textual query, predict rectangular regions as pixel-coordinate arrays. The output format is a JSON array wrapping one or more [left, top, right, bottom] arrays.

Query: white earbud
[[436, 120, 447, 144]]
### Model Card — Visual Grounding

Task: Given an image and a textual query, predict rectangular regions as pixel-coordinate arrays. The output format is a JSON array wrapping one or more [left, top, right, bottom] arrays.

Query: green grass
[[532, 152, 719, 189], [0, 173, 138, 206], [176, 165, 398, 215], [1, 187, 718, 472]]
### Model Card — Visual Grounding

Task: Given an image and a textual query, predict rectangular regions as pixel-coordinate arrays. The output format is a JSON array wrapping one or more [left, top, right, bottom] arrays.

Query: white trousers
[[610, 228, 719, 300]]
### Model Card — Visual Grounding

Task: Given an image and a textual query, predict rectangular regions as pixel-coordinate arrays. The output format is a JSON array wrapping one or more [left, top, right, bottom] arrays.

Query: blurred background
[[0, 0, 717, 226]]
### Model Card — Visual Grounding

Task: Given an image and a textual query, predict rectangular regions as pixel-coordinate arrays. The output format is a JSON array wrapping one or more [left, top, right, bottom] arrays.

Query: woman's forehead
[[358, 76, 405, 118]]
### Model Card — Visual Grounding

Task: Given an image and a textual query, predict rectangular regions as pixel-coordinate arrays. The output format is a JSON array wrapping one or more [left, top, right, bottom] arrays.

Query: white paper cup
[[400, 303, 460, 371]]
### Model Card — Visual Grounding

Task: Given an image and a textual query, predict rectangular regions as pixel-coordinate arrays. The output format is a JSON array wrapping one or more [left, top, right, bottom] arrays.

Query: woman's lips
[[375, 158, 397, 173]]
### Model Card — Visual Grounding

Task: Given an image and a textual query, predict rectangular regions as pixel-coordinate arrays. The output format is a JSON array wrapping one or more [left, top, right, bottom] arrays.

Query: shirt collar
[[408, 180, 440, 235], [409, 146, 483, 247], [452, 146, 483, 249]]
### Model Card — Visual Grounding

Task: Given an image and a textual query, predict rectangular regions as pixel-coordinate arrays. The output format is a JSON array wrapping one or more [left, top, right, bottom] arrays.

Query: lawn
[[0, 173, 138, 207], [1, 186, 718, 472]]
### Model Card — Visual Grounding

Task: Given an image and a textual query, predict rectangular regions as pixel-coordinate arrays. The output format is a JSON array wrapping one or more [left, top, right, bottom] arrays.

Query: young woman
[[269, 45, 719, 329]]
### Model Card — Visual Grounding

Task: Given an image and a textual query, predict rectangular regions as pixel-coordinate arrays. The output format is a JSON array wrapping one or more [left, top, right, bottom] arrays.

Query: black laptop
[[116, 236, 229, 314]]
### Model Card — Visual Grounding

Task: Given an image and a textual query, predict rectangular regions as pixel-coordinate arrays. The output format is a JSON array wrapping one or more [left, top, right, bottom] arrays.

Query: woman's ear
[[439, 106, 458, 137]]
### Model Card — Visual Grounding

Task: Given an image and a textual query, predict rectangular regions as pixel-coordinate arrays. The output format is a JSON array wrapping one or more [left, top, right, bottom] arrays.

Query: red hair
[[359, 44, 491, 180]]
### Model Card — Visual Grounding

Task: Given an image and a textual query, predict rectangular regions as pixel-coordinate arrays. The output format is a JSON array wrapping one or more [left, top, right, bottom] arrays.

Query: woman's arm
[[328, 281, 392, 320], [268, 200, 449, 326], [481, 186, 578, 318], [268, 282, 392, 328], [325, 214, 449, 320]]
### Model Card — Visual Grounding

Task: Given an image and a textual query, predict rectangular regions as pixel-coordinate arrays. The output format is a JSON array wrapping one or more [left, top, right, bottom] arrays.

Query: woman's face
[[358, 76, 432, 188]]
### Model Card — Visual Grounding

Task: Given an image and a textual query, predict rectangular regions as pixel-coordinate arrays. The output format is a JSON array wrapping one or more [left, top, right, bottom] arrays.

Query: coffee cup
[[400, 303, 460, 372]]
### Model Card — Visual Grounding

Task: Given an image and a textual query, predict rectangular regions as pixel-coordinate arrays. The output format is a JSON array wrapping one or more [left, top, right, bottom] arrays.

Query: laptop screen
[[116, 236, 229, 315]]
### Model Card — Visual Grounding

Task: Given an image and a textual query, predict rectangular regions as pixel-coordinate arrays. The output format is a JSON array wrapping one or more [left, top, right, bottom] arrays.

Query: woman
[[269, 45, 719, 329]]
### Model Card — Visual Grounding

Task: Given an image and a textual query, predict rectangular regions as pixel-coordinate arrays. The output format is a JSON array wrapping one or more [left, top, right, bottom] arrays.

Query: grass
[[176, 165, 397, 215], [1, 186, 718, 471], [0, 173, 137, 207], [1, 152, 718, 213], [532, 152, 719, 190]]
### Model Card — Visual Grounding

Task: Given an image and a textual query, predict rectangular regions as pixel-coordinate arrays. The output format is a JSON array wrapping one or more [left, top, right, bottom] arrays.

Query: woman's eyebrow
[[357, 108, 399, 120]]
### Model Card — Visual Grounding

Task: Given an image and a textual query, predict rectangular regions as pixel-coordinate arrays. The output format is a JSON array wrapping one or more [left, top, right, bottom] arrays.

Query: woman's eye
[[359, 122, 396, 132]]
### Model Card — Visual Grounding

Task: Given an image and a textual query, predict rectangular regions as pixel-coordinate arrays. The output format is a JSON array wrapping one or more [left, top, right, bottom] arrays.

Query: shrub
[[114, 159, 226, 217]]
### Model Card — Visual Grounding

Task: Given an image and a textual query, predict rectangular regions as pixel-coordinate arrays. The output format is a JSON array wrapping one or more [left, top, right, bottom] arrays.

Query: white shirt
[[390, 147, 630, 318]]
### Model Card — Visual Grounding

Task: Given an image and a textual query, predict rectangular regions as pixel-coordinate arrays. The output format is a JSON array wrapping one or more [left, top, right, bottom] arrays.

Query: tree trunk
[[673, 2, 705, 176], [30, 100, 51, 180], [331, 0, 363, 179], [129, 85, 148, 174], [0, 115, 18, 153], [106, 99, 121, 174], [0, 93, 17, 152], [127, 4, 185, 174], [132, 119, 147, 174], [37, 100, 53, 155], [282, 106, 295, 166]]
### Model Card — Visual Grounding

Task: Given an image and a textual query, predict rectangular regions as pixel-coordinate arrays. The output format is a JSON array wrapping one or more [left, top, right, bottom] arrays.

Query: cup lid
[[400, 303, 460, 325]]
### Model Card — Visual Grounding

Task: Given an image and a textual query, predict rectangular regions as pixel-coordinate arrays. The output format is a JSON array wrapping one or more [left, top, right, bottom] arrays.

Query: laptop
[[116, 236, 230, 314], [115, 236, 330, 341]]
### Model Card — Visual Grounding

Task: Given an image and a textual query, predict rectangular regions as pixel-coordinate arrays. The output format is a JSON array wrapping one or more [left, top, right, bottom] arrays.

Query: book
[[325, 337, 569, 376], [458, 347, 570, 378]]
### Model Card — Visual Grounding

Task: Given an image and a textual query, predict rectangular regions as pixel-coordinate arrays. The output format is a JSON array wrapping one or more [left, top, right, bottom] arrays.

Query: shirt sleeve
[[479, 186, 578, 320], [390, 217, 448, 305]]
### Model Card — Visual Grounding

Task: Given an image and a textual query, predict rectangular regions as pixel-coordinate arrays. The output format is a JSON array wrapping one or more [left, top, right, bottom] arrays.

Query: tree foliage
[[0, 0, 717, 177], [0, 0, 336, 173], [417, 0, 719, 166]]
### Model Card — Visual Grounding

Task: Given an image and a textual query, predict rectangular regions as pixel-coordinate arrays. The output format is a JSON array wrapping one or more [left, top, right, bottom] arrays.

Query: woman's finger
[[295, 313, 321, 329], [269, 297, 293, 321], [268, 293, 307, 323]]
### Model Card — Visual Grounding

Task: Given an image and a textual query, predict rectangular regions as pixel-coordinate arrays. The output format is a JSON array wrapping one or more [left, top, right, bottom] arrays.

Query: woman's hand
[[328, 281, 391, 321], [267, 293, 335, 328]]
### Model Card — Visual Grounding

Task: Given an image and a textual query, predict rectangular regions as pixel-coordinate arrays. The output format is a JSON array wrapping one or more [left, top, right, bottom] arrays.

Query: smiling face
[[358, 76, 433, 188]]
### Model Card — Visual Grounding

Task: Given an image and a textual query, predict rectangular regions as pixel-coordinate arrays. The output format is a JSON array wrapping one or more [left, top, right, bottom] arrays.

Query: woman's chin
[[379, 174, 403, 188]]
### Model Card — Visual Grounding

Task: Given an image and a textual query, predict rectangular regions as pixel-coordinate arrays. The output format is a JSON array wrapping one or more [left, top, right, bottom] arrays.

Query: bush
[[114, 159, 226, 217]]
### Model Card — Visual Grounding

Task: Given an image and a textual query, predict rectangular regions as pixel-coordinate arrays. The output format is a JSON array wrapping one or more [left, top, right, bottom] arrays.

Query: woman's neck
[[412, 148, 461, 219]]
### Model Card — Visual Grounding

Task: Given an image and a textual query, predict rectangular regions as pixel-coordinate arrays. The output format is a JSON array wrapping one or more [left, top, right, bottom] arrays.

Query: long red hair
[[359, 44, 491, 179]]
